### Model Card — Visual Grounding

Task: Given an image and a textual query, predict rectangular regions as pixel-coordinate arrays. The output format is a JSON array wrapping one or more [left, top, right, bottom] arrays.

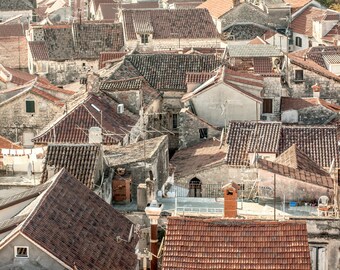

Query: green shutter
[[26, 100, 35, 113]]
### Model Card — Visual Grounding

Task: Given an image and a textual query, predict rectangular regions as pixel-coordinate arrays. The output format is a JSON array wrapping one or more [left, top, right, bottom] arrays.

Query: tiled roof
[[247, 122, 282, 153], [122, 9, 218, 40], [97, 3, 118, 20], [40, 144, 101, 189], [227, 44, 283, 58], [33, 93, 138, 144], [99, 51, 127, 69], [0, 135, 21, 151], [275, 144, 330, 176], [254, 57, 274, 74], [186, 72, 215, 83], [284, 0, 312, 14], [29, 41, 49, 61], [110, 54, 220, 91], [20, 169, 138, 270], [34, 23, 124, 61], [0, 24, 26, 37], [170, 139, 225, 179], [163, 217, 311, 270], [101, 77, 144, 90], [281, 97, 340, 113], [248, 36, 268, 45], [122, 2, 160, 9], [323, 53, 340, 64], [279, 126, 339, 168], [0, 182, 51, 211], [197, 0, 234, 18], [323, 23, 340, 43], [0, 0, 34, 10], [225, 121, 256, 166], [258, 158, 333, 189], [291, 7, 326, 36], [225, 121, 339, 168], [2, 66, 49, 85], [289, 47, 340, 82]]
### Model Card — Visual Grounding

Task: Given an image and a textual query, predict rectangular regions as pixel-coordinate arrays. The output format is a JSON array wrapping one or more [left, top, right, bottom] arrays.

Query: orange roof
[[291, 6, 326, 36], [0, 136, 21, 149], [248, 36, 267, 45], [197, 0, 234, 18], [285, 0, 312, 14]]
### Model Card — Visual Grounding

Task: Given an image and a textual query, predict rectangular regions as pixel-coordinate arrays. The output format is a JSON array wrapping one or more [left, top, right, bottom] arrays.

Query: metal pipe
[[150, 223, 158, 270]]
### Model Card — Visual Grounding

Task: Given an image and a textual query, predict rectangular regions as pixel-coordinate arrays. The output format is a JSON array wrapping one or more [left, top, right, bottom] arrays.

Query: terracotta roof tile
[[281, 97, 340, 113], [291, 6, 326, 36], [170, 139, 225, 178], [122, 9, 218, 40], [186, 72, 215, 83], [0, 24, 26, 37], [274, 144, 330, 176], [258, 158, 333, 188], [21, 169, 138, 270], [33, 94, 138, 144], [163, 217, 311, 270], [323, 23, 340, 42], [197, 0, 234, 18], [226, 121, 339, 168], [99, 51, 127, 69], [284, 0, 312, 14]]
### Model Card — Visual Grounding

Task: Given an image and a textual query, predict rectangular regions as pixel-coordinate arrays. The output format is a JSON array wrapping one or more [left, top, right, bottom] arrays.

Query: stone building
[[288, 46, 340, 103], [27, 22, 124, 85], [0, 0, 34, 23], [0, 24, 28, 69], [0, 79, 74, 147], [120, 8, 220, 52], [103, 135, 169, 199]]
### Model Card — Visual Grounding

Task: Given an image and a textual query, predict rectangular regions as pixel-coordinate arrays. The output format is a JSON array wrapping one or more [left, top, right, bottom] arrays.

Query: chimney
[[47, 162, 56, 179], [222, 182, 239, 218], [333, 38, 338, 47], [89, 127, 103, 144], [312, 83, 321, 98]]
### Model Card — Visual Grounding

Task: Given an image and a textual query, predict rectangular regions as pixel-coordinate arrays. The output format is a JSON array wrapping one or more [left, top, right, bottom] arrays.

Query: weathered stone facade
[[288, 63, 340, 104], [0, 37, 28, 69], [262, 76, 285, 121], [178, 108, 220, 149], [0, 92, 63, 145]]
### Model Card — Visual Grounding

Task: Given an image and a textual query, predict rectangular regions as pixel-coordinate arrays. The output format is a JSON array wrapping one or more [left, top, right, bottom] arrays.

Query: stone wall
[[262, 76, 284, 121], [37, 59, 98, 85], [290, 218, 340, 270], [288, 63, 340, 104], [127, 38, 221, 52], [0, 37, 28, 69], [0, 91, 63, 144], [178, 108, 220, 149]]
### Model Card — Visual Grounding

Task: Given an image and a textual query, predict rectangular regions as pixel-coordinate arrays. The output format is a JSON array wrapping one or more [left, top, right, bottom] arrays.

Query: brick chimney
[[312, 83, 321, 98], [222, 182, 239, 218]]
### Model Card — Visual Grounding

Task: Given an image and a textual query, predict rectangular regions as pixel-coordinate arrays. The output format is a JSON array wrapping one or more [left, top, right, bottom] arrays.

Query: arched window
[[189, 177, 202, 197], [295, 37, 302, 47]]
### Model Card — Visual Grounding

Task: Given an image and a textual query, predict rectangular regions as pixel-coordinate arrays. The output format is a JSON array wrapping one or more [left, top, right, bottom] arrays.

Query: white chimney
[[312, 83, 321, 98], [89, 127, 103, 144]]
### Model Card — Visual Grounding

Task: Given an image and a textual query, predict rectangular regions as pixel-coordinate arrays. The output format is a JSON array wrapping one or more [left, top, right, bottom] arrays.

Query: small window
[[26, 100, 35, 113], [262, 99, 273, 114], [295, 70, 304, 82], [141, 34, 149, 44], [172, 113, 178, 129], [15, 246, 29, 258], [310, 245, 326, 270], [199, 128, 208, 139], [296, 36, 302, 47]]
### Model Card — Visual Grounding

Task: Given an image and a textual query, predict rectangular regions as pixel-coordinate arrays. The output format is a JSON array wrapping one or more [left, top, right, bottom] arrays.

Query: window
[[199, 128, 208, 139], [172, 113, 178, 129], [15, 246, 29, 258], [262, 99, 273, 114], [26, 100, 35, 113], [296, 36, 302, 47], [141, 34, 149, 44], [310, 245, 326, 270], [295, 70, 304, 82]]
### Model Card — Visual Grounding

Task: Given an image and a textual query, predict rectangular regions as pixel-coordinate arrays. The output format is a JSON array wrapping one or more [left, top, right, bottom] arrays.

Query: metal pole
[[150, 223, 158, 270], [274, 173, 276, 220]]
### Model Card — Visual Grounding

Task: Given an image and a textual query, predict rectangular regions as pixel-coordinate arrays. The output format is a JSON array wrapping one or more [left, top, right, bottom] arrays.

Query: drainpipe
[[145, 200, 163, 270]]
